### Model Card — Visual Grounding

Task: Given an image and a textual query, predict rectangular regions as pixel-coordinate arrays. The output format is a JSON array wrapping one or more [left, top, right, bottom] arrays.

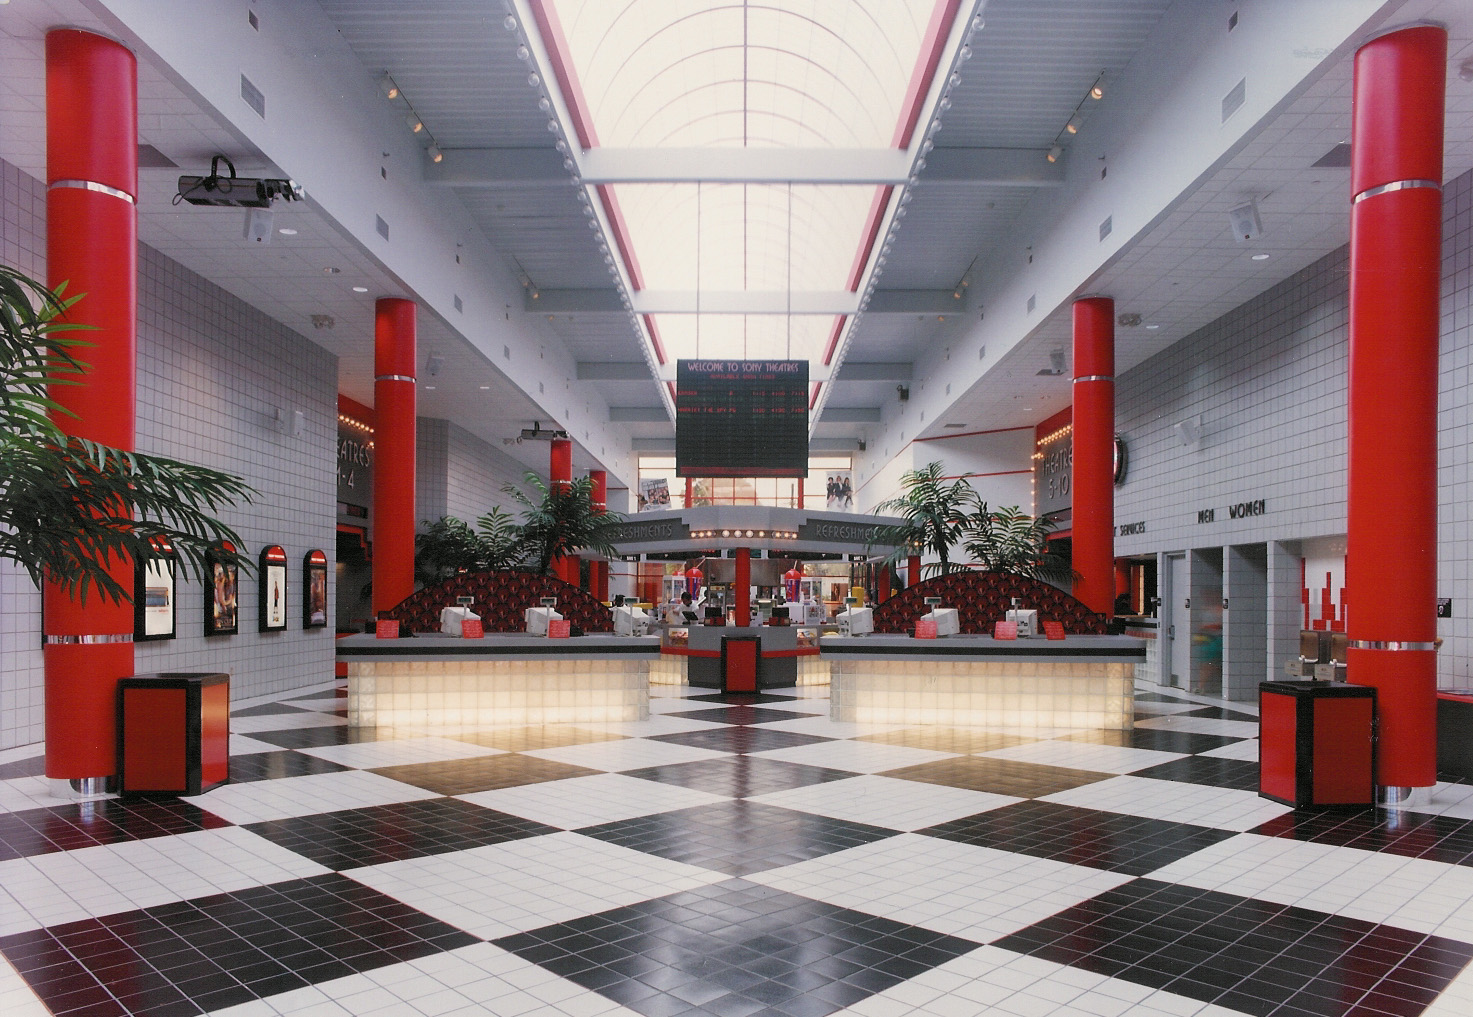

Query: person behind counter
[[666, 591, 700, 625]]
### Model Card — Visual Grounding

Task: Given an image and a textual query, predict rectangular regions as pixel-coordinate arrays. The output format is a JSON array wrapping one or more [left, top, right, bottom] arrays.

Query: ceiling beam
[[609, 406, 669, 422], [425, 147, 1063, 188], [576, 361, 651, 380], [809, 437, 864, 452], [835, 362, 913, 381], [532, 289, 960, 315], [631, 437, 677, 451], [821, 406, 883, 423]]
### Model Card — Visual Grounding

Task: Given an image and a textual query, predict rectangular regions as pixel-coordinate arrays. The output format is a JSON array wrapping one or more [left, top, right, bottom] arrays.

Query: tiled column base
[[796, 656, 830, 686], [830, 661, 1134, 729], [348, 659, 650, 729], [649, 655, 688, 686]]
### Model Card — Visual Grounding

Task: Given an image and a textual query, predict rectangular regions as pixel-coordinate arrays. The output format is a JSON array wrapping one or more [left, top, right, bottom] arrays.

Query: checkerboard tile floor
[[2, 681, 1472, 1017]]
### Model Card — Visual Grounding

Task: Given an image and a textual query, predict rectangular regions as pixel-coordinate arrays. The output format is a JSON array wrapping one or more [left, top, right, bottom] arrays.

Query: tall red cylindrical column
[[685, 477, 694, 507], [797, 478, 805, 509], [43, 29, 139, 788], [908, 555, 922, 591], [1071, 297, 1115, 616], [588, 470, 607, 593], [372, 298, 417, 616], [1346, 24, 1446, 799], [735, 548, 751, 626], [549, 439, 574, 584], [878, 567, 891, 604]]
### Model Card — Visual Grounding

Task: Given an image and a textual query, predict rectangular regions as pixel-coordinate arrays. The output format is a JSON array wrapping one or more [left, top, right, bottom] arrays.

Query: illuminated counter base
[[338, 634, 656, 729], [822, 635, 1144, 729]]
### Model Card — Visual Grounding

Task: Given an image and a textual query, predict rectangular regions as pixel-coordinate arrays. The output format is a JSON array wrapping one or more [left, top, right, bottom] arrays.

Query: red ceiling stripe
[[844, 185, 892, 294], [809, 382, 822, 410], [643, 313, 667, 365], [527, 0, 600, 149], [893, 0, 964, 149], [599, 185, 645, 291], [821, 314, 847, 365]]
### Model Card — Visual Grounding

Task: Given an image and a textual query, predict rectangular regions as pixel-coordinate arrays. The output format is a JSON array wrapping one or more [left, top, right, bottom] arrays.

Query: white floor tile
[[750, 774, 1020, 830], [229, 734, 287, 756], [183, 769, 440, 824], [1195, 739, 1260, 761], [522, 737, 731, 771], [750, 740, 957, 773], [459, 772, 731, 828], [1149, 832, 1473, 943], [976, 740, 1185, 775], [0, 776, 65, 814], [756, 716, 904, 739], [347, 831, 726, 939], [296, 736, 504, 769], [749, 833, 1131, 942], [1037, 775, 1292, 831], [575, 714, 729, 737], [1131, 702, 1202, 717], [0, 827, 329, 936]]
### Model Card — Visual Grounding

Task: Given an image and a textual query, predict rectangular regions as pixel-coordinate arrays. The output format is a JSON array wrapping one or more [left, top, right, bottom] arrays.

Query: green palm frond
[[869, 462, 979, 576]]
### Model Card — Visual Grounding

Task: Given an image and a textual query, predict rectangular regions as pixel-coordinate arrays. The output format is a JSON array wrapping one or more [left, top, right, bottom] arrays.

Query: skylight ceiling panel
[[652, 313, 837, 366]]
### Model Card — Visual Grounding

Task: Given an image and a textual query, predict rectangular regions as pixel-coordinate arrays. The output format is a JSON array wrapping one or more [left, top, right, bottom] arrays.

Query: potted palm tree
[[961, 503, 1075, 586], [503, 471, 622, 577], [1, 266, 252, 601], [870, 461, 978, 578]]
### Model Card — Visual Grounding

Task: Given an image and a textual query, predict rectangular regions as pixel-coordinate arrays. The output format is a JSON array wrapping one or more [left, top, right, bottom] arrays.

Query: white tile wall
[[417, 417, 534, 529], [0, 157, 340, 750], [1115, 167, 1473, 689]]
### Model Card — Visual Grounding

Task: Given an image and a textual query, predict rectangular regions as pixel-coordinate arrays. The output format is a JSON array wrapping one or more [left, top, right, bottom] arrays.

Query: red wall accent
[[1071, 297, 1115, 616], [372, 298, 417, 614]]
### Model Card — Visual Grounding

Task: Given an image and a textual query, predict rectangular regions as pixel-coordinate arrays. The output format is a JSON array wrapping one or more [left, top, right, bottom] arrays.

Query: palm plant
[[961, 503, 1076, 586], [870, 461, 979, 578], [413, 507, 529, 586], [503, 471, 623, 577], [0, 266, 253, 603]]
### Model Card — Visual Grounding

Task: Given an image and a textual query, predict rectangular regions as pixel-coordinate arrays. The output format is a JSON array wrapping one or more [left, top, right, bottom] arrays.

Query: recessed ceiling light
[[1145, 323, 1160, 330], [277, 227, 297, 236], [424, 385, 436, 390], [323, 266, 341, 274], [1251, 253, 1271, 261], [352, 286, 369, 293]]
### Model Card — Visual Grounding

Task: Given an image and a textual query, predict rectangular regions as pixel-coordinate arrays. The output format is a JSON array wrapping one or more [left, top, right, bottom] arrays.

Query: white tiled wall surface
[[1115, 167, 1473, 689], [416, 417, 533, 529], [0, 157, 340, 750]]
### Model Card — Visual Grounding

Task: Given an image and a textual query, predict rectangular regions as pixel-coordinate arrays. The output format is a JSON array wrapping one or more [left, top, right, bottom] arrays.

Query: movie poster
[[826, 471, 854, 510], [639, 477, 671, 512]]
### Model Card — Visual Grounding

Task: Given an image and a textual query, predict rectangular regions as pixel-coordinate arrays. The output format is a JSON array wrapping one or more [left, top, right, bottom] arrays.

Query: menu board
[[675, 360, 808, 477]]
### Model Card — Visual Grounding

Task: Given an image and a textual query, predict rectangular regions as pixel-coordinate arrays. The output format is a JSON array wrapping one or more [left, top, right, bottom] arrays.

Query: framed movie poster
[[134, 536, 177, 642], [259, 544, 288, 632], [205, 541, 240, 636], [303, 549, 328, 629]]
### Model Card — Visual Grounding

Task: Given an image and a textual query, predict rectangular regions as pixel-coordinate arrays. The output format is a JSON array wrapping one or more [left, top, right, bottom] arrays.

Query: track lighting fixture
[[427, 145, 443, 163], [1047, 146, 1062, 163], [380, 73, 399, 99], [406, 113, 423, 133]]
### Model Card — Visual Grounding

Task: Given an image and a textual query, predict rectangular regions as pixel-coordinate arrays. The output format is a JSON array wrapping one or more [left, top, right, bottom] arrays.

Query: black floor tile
[[649, 727, 831, 754], [1179, 706, 1260, 722], [243, 797, 558, 869], [1249, 808, 1473, 867], [495, 879, 979, 1017], [228, 750, 352, 783], [0, 755, 46, 780], [854, 728, 1038, 754], [0, 798, 232, 861], [1133, 693, 1194, 704], [231, 703, 313, 718], [675, 706, 812, 727], [575, 800, 898, 875], [919, 800, 1237, 875], [0, 874, 478, 1017], [370, 753, 603, 795], [623, 756, 857, 798], [246, 725, 381, 749], [1129, 754, 1261, 792], [881, 755, 1112, 798], [992, 878, 1473, 1017], [688, 693, 800, 705], [1061, 728, 1247, 754]]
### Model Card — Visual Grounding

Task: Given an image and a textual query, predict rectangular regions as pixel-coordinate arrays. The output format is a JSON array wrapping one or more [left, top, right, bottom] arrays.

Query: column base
[[1375, 784, 1432, 809], [49, 776, 118, 801]]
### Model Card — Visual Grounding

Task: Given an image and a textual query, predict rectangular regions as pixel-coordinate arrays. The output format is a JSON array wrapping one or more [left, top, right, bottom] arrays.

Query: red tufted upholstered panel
[[871, 572, 1107, 635], [377, 571, 614, 634]]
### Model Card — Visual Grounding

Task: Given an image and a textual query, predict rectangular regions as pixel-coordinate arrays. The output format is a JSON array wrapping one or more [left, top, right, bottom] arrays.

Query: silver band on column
[[1347, 639, 1437, 651], [45, 633, 133, 645], [1073, 375, 1113, 383], [1352, 178, 1440, 204], [375, 374, 415, 383], [48, 178, 137, 203]]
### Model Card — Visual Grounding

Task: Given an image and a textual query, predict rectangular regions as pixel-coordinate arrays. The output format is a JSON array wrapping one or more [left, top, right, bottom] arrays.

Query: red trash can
[[117, 672, 230, 796], [1259, 680, 1375, 807]]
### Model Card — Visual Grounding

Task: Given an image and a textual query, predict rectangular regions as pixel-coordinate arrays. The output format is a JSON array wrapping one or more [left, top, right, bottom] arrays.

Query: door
[[1168, 554, 1189, 688]]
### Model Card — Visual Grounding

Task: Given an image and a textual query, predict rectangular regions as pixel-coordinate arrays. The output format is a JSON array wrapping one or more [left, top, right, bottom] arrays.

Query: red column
[[549, 439, 574, 583], [797, 478, 805, 509], [372, 298, 416, 615], [588, 469, 607, 594], [43, 29, 138, 788], [735, 548, 752, 626], [908, 554, 922, 590], [1346, 25, 1446, 798], [878, 567, 891, 604], [1072, 296, 1115, 616]]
